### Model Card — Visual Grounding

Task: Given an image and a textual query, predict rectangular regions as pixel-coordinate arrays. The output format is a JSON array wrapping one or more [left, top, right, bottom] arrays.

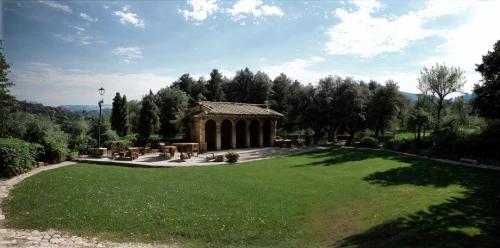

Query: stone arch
[[249, 120, 260, 147], [236, 120, 246, 148], [263, 120, 271, 147], [205, 119, 217, 151], [221, 119, 232, 150]]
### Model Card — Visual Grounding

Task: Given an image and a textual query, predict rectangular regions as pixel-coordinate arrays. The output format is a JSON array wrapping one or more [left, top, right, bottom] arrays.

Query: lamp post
[[98, 87, 105, 149]]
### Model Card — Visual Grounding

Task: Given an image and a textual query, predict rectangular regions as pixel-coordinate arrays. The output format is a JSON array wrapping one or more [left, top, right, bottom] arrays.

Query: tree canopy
[[473, 40, 500, 120]]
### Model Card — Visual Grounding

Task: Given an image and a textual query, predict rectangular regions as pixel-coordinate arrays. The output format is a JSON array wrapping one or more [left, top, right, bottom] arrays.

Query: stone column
[[193, 119, 201, 143], [245, 120, 251, 148], [200, 120, 206, 144], [259, 121, 264, 147], [231, 120, 237, 149], [216, 121, 221, 150]]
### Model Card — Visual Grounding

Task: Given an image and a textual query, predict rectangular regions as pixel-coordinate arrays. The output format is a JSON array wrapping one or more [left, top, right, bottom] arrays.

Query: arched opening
[[236, 120, 246, 148], [263, 120, 271, 147], [250, 120, 260, 147], [205, 120, 217, 151], [221, 120, 232, 150]]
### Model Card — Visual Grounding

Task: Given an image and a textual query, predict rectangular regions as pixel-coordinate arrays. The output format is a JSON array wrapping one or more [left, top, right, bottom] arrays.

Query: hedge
[[0, 138, 43, 177]]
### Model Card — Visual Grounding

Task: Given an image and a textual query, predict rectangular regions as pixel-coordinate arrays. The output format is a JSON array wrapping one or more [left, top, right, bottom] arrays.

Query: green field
[[3, 149, 499, 247]]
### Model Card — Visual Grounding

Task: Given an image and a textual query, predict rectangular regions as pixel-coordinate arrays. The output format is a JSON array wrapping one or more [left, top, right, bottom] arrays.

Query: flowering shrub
[[225, 151, 240, 163]]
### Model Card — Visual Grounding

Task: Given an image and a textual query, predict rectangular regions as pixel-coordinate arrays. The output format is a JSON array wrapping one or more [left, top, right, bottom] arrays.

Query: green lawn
[[3, 149, 500, 247]]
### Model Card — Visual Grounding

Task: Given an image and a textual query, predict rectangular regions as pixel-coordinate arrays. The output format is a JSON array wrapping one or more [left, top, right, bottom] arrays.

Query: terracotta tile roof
[[192, 101, 283, 118]]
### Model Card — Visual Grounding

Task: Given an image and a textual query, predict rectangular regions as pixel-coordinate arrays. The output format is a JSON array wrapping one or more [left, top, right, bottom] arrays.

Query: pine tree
[[110, 93, 123, 133], [119, 95, 130, 136], [0, 40, 16, 137], [138, 90, 160, 142]]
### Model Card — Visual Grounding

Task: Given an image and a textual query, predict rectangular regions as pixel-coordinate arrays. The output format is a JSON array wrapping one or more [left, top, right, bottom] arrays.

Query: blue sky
[[2, 0, 500, 106]]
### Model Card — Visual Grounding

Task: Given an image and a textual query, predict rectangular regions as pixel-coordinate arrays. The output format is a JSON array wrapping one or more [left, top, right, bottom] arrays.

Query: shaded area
[[221, 120, 232, 149], [263, 120, 271, 147], [236, 120, 246, 148], [332, 149, 500, 248], [205, 120, 216, 151], [250, 120, 259, 147]]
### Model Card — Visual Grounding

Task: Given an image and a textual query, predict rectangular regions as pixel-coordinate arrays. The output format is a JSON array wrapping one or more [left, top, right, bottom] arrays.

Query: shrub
[[359, 137, 379, 148], [225, 151, 240, 163], [67, 151, 79, 161], [42, 135, 70, 163], [0, 138, 41, 177]]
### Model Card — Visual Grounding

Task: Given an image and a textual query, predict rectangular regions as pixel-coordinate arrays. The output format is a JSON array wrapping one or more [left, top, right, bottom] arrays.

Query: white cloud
[[53, 26, 98, 45], [227, 0, 284, 21], [114, 5, 145, 28], [124, 60, 130, 63], [261, 57, 329, 84], [180, 0, 219, 21], [420, 0, 500, 92], [38, 1, 72, 13], [112, 47, 143, 59], [325, 0, 474, 58], [80, 13, 98, 22], [260, 57, 265, 61], [10, 63, 176, 106], [103, 5, 109, 10], [240, 21, 246, 25]]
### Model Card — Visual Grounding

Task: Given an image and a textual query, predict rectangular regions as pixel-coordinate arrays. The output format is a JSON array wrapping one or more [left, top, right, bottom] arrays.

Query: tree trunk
[[417, 124, 421, 142]]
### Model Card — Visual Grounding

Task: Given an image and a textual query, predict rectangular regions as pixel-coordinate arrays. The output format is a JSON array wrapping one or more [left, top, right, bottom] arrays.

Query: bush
[[225, 151, 240, 163], [0, 138, 42, 177], [359, 137, 379, 148], [67, 151, 79, 161], [42, 135, 70, 163]]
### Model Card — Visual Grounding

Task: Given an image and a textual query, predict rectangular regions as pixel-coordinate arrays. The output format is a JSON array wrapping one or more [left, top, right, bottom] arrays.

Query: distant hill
[[11, 100, 80, 123], [463, 93, 475, 101], [400, 91, 418, 101], [58, 104, 112, 112]]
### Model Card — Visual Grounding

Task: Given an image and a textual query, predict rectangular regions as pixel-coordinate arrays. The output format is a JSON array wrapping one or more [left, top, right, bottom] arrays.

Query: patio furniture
[[281, 139, 292, 148], [163, 145, 177, 159], [127, 147, 140, 160], [142, 143, 152, 154], [172, 143, 199, 160]]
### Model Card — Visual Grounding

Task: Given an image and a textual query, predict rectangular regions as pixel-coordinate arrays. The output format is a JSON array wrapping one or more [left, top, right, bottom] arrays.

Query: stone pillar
[[193, 119, 201, 143], [231, 120, 237, 149], [216, 121, 221, 150], [200, 120, 206, 144], [259, 121, 264, 147], [245, 120, 251, 148]]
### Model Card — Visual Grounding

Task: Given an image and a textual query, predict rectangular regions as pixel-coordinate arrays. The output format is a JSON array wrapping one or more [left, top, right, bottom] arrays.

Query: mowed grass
[[3, 149, 500, 247]]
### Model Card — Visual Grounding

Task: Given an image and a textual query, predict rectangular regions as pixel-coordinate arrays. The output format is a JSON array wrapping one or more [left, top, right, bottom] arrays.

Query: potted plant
[[225, 150, 240, 163]]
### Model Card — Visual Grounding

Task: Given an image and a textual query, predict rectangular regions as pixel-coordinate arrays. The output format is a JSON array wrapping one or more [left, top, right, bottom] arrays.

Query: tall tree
[[252, 71, 273, 104], [110, 93, 123, 133], [270, 73, 292, 114], [369, 80, 408, 138], [138, 90, 160, 142], [119, 95, 130, 136], [0, 40, 16, 137], [127, 100, 141, 134], [417, 63, 466, 128], [206, 69, 226, 102], [407, 107, 433, 141], [473, 40, 500, 120], [155, 87, 189, 138], [231, 67, 254, 103]]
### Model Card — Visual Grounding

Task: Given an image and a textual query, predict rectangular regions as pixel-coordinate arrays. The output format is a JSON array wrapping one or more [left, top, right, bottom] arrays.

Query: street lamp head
[[98, 87, 105, 96]]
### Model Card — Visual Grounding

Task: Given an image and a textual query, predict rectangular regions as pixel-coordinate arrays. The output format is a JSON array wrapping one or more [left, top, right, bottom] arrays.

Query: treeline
[[2, 40, 500, 177]]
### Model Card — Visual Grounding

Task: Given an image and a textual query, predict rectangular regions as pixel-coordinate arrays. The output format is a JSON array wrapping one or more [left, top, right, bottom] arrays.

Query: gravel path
[[0, 162, 177, 248]]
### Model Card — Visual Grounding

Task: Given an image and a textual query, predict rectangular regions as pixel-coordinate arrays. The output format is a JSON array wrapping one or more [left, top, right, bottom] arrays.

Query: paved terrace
[[74, 146, 324, 167]]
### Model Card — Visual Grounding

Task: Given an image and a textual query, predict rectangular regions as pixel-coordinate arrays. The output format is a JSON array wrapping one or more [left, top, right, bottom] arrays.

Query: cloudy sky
[[2, 0, 499, 106]]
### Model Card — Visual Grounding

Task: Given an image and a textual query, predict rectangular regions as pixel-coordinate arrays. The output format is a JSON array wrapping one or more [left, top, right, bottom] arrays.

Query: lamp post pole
[[98, 87, 105, 149]]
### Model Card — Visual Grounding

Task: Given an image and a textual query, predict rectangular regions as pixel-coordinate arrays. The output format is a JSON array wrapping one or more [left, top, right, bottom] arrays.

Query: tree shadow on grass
[[336, 151, 500, 248], [290, 148, 413, 168]]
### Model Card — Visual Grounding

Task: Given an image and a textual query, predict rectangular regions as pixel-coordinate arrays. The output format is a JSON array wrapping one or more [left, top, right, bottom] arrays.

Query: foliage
[[407, 107, 434, 141], [62, 116, 91, 154], [67, 151, 79, 161], [154, 87, 189, 138], [7, 112, 69, 162], [0, 41, 16, 137], [473, 40, 500, 120], [138, 90, 160, 141], [225, 150, 240, 163], [418, 63, 466, 128], [110, 93, 129, 136], [359, 137, 379, 148], [0, 138, 42, 177], [206, 69, 226, 102], [126, 100, 141, 134]]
